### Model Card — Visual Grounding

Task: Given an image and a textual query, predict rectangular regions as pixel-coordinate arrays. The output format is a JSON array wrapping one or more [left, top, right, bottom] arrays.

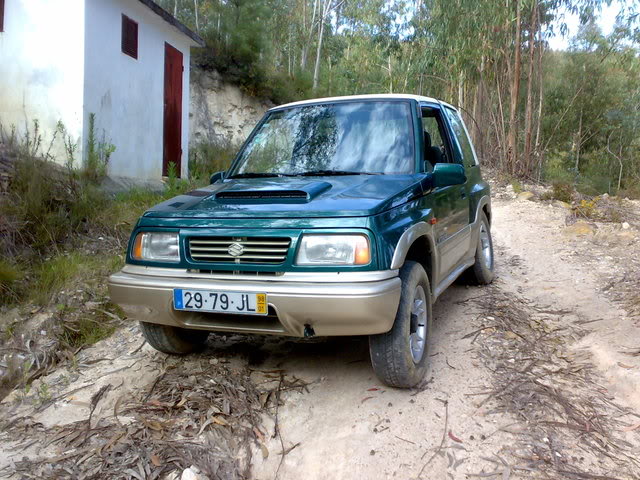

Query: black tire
[[369, 261, 433, 388], [467, 212, 495, 285], [139, 322, 209, 355]]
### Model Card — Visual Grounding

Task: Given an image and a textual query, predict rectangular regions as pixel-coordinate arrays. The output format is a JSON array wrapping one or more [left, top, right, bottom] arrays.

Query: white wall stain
[[0, 0, 85, 162]]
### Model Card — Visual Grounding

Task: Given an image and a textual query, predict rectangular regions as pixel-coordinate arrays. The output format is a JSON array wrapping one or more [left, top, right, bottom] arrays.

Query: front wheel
[[139, 322, 209, 354], [369, 261, 433, 388]]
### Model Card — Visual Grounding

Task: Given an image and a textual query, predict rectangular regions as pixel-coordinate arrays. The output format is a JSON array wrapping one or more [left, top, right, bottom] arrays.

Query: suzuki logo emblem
[[228, 242, 244, 257]]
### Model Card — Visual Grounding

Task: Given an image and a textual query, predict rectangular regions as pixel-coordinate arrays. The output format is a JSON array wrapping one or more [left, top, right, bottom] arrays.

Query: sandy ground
[[250, 195, 640, 479], [1, 191, 639, 479]]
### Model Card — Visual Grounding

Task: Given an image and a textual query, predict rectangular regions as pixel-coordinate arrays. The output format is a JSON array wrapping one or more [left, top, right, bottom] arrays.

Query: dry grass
[[466, 285, 640, 479], [2, 360, 308, 480]]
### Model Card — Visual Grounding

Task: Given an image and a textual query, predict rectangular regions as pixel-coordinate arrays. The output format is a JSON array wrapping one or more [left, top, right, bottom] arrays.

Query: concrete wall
[[84, 0, 195, 180], [0, 0, 85, 163], [190, 66, 273, 147]]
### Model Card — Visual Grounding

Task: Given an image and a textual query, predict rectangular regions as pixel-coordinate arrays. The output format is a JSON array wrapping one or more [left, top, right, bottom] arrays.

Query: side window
[[444, 108, 478, 167], [1, 0, 5, 32], [421, 107, 450, 170]]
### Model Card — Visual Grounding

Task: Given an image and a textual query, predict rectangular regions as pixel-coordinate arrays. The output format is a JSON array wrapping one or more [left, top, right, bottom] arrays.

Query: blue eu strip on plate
[[173, 289, 183, 309]]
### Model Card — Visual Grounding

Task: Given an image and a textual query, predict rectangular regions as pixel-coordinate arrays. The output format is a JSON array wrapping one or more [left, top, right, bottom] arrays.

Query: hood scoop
[[215, 181, 332, 204]]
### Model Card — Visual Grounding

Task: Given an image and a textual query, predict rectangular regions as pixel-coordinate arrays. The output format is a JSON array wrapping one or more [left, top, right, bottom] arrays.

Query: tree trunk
[[523, 1, 537, 175], [534, 15, 544, 181], [301, 0, 320, 70], [313, 0, 330, 91], [507, 0, 522, 174], [194, 0, 199, 32], [575, 107, 583, 172]]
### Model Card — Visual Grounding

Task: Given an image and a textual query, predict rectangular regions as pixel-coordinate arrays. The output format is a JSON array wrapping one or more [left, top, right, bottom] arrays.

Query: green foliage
[[0, 258, 21, 303], [29, 252, 121, 305], [0, 126, 196, 308], [541, 182, 575, 203], [189, 140, 239, 180], [511, 179, 523, 194], [162, 0, 640, 198], [84, 113, 116, 182], [0, 153, 111, 254]]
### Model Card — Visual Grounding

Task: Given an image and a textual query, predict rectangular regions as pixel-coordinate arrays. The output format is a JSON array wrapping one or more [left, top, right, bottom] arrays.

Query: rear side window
[[444, 108, 478, 167]]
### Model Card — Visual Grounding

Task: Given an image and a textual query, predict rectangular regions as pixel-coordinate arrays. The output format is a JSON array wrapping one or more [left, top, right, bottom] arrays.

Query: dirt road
[[2, 192, 639, 479], [251, 195, 640, 479]]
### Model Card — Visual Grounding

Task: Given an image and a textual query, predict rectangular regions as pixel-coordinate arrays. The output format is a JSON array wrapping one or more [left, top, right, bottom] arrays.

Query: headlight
[[132, 232, 180, 262], [295, 234, 370, 265]]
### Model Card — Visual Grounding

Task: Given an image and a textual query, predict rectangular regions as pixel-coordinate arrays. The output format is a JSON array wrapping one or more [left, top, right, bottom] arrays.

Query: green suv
[[108, 94, 494, 388]]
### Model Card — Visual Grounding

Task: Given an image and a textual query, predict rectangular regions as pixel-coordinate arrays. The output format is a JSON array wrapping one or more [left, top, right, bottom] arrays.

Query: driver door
[[422, 106, 470, 280]]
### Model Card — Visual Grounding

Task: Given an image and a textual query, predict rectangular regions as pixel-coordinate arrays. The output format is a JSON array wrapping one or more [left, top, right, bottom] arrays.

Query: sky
[[547, 1, 624, 50]]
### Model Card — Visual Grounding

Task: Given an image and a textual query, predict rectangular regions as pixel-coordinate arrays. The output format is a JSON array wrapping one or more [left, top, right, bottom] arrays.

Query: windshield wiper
[[228, 172, 295, 179], [296, 170, 378, 176]]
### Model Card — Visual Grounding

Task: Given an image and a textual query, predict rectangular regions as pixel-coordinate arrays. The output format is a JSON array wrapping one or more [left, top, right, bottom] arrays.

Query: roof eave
[[138, 0, 206, 47]]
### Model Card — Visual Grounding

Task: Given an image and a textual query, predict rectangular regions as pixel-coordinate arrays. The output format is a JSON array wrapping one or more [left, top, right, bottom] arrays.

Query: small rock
[[181, 466, 206, 480], [564, 222, 594, 236], [517, 191, 535, 201], [209, 358, 219, 365], [622, 222, 630, 230], [553, 200, 572, 209], [616, 231, 636, 245]]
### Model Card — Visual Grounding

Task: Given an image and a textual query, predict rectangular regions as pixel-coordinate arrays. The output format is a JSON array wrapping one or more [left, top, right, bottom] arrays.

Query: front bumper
[[108, 266, 402, 337]]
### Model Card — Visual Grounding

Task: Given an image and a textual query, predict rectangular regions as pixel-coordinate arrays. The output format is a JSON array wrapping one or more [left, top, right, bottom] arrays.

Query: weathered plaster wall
[[189, 67, 273, 147], [0, 0, 85, 163], [84, 0, 196, 180]]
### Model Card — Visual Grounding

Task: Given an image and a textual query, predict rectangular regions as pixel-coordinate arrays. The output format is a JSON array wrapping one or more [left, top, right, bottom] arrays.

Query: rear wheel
[[369, 261, 433, 388], [467, 212, 495, 285], [139, 322, 209, 354]]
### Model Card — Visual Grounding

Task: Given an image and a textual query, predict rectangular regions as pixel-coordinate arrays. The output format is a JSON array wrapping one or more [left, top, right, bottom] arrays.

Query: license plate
[[173, 289, 267, 315]]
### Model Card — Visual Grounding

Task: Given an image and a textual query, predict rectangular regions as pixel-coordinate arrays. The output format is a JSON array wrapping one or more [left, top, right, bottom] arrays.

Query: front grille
[[188, 237, 291, 264]]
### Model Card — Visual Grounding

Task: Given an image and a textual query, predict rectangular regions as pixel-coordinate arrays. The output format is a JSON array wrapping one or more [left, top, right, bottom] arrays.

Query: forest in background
[[161, 0, 640, 197]]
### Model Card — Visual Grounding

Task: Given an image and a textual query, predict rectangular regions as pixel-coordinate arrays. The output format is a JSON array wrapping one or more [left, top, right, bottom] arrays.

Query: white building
[[0, 0, 203, 180]]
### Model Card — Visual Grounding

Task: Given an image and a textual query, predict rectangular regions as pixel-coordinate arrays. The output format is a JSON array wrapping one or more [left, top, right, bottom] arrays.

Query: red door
[[163, 42, 183, 177]]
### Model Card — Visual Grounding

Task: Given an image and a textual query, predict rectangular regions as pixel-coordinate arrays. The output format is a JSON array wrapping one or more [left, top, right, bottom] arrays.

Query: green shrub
[[0, 258, 21, 303], [83, 113, 115, 183], [189, 140, 239, 181], [541, 181, 574, 203]]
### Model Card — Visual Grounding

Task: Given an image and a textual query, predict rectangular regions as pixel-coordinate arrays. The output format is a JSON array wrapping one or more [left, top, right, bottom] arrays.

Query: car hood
[[143, 175, 428, 219]]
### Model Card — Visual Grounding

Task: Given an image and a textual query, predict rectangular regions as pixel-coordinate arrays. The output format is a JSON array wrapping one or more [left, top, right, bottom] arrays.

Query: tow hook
[[304, 324, 316, 338]]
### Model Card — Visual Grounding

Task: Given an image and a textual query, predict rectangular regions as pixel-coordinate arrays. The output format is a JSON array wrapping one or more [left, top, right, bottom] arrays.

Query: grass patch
[[0, 258, 21, 304], [29, 252, 122, 305], [511, 179, 523, 194], [57, 308, 118, 349]]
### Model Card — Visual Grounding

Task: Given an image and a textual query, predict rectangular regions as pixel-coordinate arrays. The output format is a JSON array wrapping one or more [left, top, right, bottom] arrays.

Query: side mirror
[[432, 163, 466, 188], [209, 171, 226, 184]]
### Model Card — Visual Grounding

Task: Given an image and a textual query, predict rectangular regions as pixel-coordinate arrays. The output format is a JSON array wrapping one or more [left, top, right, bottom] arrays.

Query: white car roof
[[272, 93, 457, 111]]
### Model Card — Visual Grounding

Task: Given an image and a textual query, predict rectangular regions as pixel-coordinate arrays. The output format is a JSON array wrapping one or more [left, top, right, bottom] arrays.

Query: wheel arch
[[390, 222, 437, 291]]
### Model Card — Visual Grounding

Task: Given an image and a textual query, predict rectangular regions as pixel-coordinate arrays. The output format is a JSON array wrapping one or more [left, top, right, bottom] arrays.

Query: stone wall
[[189, 67, 274, 147]]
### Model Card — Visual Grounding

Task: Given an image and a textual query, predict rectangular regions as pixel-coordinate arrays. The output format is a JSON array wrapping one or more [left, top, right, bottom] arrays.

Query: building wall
[[84, 0, 194, 180], [0, 0, 85, 163]]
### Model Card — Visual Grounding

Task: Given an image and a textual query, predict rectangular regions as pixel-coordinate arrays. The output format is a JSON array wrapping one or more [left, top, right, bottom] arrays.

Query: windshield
[[230, 101, 415, 176]]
